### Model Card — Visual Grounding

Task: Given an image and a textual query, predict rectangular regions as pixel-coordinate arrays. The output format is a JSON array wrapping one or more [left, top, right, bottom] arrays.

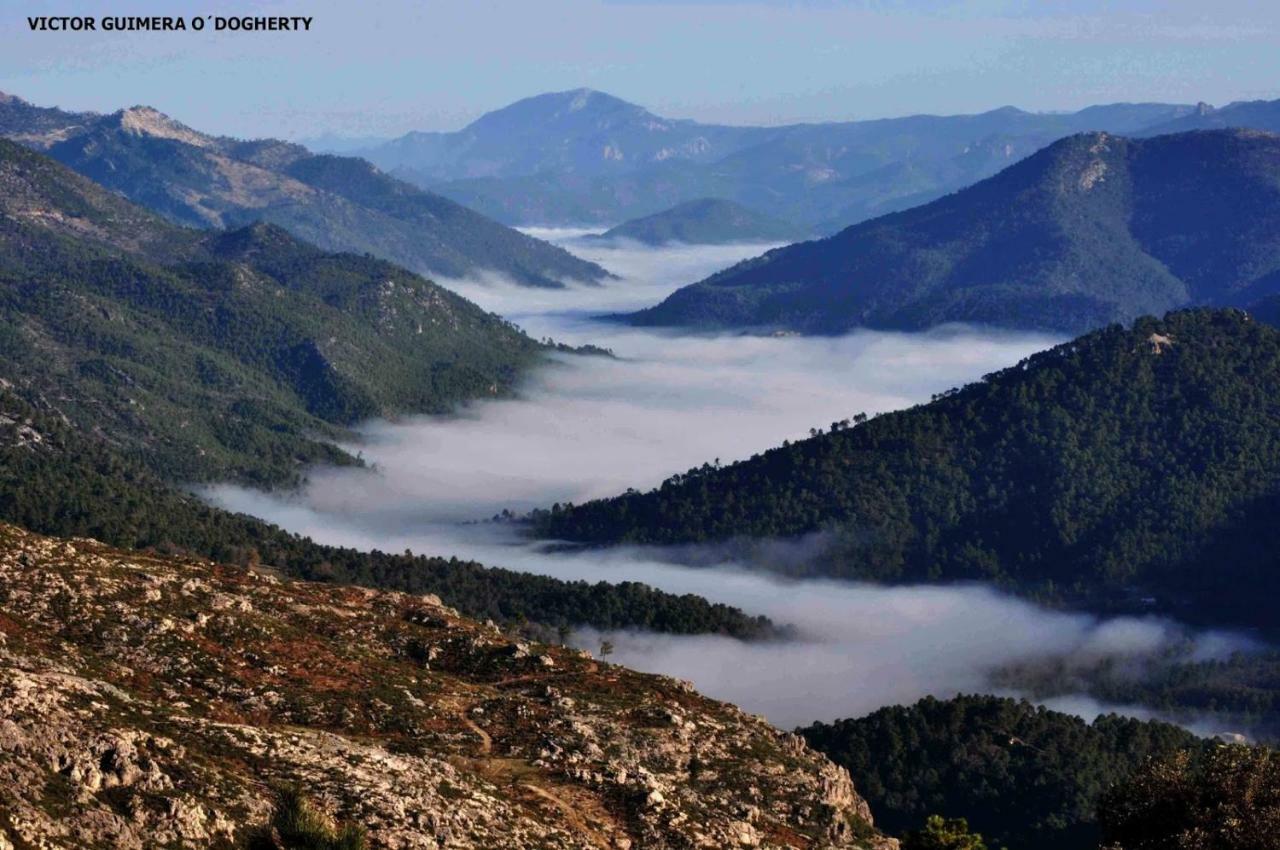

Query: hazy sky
[[3, 0, 1277, 140]]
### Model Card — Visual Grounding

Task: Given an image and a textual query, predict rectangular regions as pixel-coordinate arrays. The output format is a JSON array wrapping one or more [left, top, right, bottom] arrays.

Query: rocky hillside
[[0, 523, 892, 850], [0, 92, 608, 289], [624, 130, 1280, 335]]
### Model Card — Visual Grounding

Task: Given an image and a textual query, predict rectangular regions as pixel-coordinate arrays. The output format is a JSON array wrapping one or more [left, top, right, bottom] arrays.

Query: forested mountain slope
[[537, 310, 1280, 631], [800, 695, 1204, 850], [0, 139, 552, 483], [0, 139, 778, 641], [0, 92, 608, 288], [625, 130, 1280, 335]]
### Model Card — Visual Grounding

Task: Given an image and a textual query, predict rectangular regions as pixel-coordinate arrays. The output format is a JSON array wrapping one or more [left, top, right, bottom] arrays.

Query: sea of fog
[[206, 231, 1259, 733]]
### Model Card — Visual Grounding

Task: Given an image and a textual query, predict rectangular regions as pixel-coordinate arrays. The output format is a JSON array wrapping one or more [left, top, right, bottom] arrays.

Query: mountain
[[800, 695, 1204, 850], [1139, 98, 1280, 136], [0, 521, 890, 849], [357, 90, 1201, 230], [590, 198, 805, 245], [0, 92, 609, 288], [535, 309, 1280, 632], [0, 138, 559, 484], [624, 130, 1280, 335], [356, 88, 779, 182]]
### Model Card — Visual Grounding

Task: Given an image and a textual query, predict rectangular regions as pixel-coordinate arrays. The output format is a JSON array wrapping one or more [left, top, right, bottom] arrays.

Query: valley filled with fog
[[206, 232, 1259, 732]]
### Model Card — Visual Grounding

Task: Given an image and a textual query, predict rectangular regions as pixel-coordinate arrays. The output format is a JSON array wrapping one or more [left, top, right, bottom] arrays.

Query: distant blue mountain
[[1137, 98, 1280, 136], [355, 90, 1212, 231]]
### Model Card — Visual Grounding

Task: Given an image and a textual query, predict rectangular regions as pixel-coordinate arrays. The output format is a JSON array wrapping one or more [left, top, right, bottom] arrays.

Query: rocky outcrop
[[0, 523, 893, 849]]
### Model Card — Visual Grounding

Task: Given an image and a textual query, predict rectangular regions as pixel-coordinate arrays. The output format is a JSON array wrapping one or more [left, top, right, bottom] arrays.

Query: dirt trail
[[462, 715, 492, 755], [493, 662, 600, 689], [519, 783, 612, 849]]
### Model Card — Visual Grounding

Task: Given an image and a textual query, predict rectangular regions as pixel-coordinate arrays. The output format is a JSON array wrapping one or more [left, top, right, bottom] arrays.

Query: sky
[[2, 0, 1278, 140]]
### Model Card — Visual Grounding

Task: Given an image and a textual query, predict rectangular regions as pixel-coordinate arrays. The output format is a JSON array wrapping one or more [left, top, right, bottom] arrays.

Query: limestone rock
[[0, 522, 893, 849]]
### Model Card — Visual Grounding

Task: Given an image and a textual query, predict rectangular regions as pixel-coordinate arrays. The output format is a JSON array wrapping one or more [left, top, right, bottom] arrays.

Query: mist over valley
[[202, 233, 1262, 737]]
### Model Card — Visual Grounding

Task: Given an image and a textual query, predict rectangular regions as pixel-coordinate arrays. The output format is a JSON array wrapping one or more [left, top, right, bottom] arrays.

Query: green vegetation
[[538, 310, 1280, 632], [0, 387, 773, 637], [0, 138, 548, 484], [798, 695, 1204, 850], [0, 140, 771, 638], [1099, 745, 1280, 849], [247, 786, 367, 850], [626, 130, 1280, 334], [902, 816, 990, 850]]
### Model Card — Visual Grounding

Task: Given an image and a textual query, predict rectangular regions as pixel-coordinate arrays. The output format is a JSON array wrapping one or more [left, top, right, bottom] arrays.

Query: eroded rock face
[[0, 523, 895, 849]]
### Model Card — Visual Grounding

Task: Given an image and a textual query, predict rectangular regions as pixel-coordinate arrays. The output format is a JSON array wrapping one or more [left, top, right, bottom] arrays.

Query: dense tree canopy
[[799, 695, 1205, 850], [1099, 745, 1280, 850], [539, 310, 1280, 632]]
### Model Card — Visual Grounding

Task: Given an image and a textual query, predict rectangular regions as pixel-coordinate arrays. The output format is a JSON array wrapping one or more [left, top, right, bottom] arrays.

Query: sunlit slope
[[626, 130, 1280, 334], [0, 139, 546, 483]]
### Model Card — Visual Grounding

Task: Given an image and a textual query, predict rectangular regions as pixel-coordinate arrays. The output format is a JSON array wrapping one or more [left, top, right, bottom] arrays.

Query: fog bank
[[203, 234, 1257, 733], [203, 487, 1258, 731]]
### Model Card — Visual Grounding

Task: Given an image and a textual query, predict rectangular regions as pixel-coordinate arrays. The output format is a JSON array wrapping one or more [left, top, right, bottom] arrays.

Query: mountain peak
[[466, 88, 651, 133], [112, 105, 213, 147], [553, 87, 631, 107]]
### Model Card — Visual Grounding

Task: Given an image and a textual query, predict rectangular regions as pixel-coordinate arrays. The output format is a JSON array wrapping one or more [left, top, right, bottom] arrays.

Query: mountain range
[[0, 92, 608, 288], [536, 309, 1280, 633], [4, 84, 1280, 849], [349, 89, 1230, 231], [1137, 97, 1280, 136], [623, 129, 1280, 335]]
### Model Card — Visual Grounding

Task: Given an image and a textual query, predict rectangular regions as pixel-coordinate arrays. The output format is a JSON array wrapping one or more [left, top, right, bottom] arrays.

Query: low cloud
[[199, 490, 1261, 733], [291, 325, 1056, 522], [203, 235, 1258, 734]]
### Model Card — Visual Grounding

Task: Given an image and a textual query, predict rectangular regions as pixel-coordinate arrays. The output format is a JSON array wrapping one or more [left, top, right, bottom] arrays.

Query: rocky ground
[[0, 523, 895, 849]]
